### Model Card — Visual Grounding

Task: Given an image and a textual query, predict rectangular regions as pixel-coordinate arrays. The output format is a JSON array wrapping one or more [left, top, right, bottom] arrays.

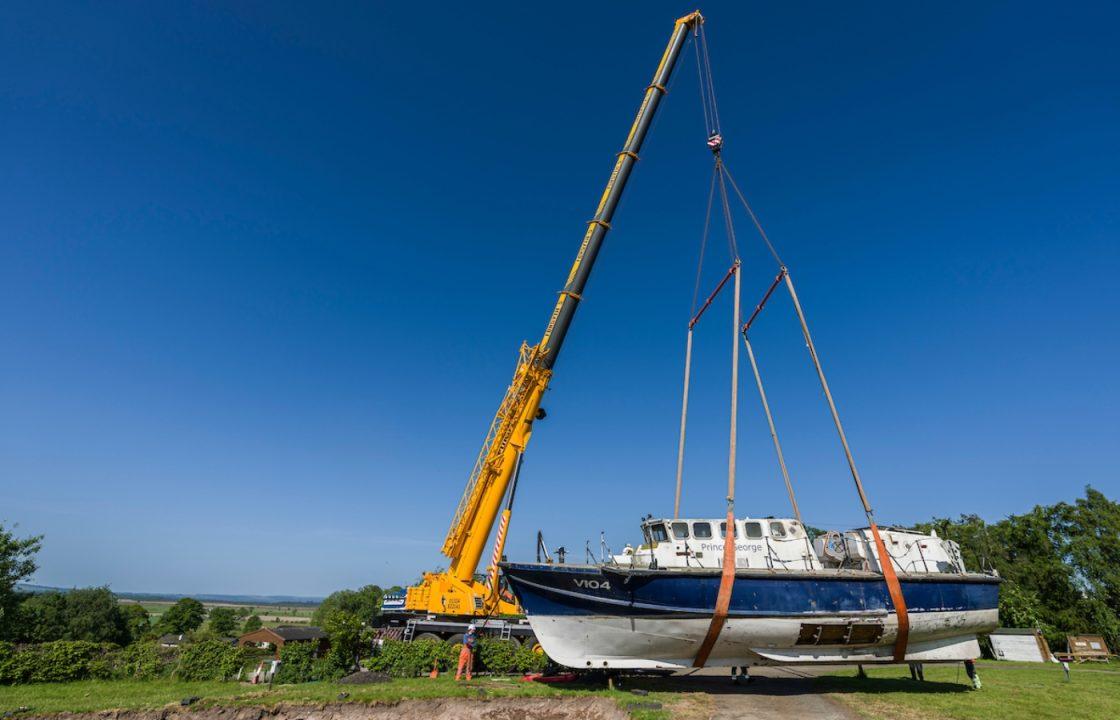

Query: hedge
[[0, 641, 120, 684], [0, 637, 547, 685], [175, 640, 250, 681], [0, 640, 258, 685], [368, 638, 547, 677], [119, 642, 177, 680]]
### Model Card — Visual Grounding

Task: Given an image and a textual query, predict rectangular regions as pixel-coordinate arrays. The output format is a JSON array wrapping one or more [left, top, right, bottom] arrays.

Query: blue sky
[[1, 2, 1117, 597]]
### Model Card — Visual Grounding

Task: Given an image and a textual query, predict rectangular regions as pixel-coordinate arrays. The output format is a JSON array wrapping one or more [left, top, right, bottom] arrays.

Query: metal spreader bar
[[675, 260, 740, 518], [741, 267, 786, 335]]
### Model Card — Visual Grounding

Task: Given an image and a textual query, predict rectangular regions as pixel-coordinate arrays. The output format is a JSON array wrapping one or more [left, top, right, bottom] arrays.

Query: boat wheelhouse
[[615, 517, 967, 574]]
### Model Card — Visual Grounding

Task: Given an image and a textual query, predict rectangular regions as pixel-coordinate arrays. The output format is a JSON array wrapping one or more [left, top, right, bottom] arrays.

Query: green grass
[[13, 661, 1110, 720], [818, 660, 1120, 720], [0, 680, 244, 713], [0, 677, 673, 719]]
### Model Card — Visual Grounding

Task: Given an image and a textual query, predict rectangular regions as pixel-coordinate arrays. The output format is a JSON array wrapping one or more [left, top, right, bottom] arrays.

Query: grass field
[[820, 660, 1120, 720], [1, 661, 1116, 719], [0, 677, 673, 719]]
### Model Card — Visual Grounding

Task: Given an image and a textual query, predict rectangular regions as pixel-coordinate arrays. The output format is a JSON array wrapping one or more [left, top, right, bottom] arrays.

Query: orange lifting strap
[[692, 262, 741, 668], [693, 507, 737, 667], [780, 270, 910, 662], [868, 522, 910, 661]]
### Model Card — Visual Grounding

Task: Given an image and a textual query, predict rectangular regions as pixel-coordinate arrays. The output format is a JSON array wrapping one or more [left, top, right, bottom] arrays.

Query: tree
[[208, 607, 239, 636], [920, 486, 1120, 651], [120, 603, 151, 642], [311, 585, 383, 627], [18, 587, 131, 644], [21, 591, 69, 642], [158, 598, 206, 635], [998, 581, 1046, 630], [1061, 488, 1120, 612], [0, 523, 42, 641], [322, 610, 363, 673], [63, 587, 129, 644], [242, 614, 262, 633]]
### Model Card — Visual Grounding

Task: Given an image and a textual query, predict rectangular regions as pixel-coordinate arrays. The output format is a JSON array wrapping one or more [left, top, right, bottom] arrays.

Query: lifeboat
[[502, 516, 999, 669]]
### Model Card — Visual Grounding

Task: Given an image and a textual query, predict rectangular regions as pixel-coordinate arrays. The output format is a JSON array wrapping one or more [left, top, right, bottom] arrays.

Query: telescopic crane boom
[[405, 11, 704, 619]]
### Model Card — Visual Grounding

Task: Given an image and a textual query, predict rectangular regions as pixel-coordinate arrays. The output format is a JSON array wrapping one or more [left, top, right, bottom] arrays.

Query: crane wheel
[[413, 632, 442, 643], [445, 633, 465, 650], [526, 636, 544, 654]]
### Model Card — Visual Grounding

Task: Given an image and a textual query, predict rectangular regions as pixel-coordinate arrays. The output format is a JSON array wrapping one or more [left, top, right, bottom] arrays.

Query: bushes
[[0, 640, 251, 685], [477, 638, 518, 674], [369, 638, 455, 678], [0, 641, 119, 684], [175, 640, 249, 681], [270, 641, 350, 684], [513, 644, 549, 674], [119, 642, 173, 680], [368, 638, 547, 677], [0, 641, 14, 683], [0, 636, 548, 686]]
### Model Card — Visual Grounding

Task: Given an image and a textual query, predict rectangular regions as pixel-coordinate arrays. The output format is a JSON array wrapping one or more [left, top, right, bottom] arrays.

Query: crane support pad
[[692, 509, 737, 667]]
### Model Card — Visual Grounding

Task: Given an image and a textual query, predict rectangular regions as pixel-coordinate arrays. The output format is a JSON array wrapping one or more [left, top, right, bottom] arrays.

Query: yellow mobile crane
[[380, 11, 704, 643]]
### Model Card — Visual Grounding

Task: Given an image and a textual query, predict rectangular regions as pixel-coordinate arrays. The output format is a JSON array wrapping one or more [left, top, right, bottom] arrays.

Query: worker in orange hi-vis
[[455, 624, 478, 681]]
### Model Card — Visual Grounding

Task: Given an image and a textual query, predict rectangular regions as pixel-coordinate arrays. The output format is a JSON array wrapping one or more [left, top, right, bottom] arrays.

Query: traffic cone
[[429, 660, 439, 679]]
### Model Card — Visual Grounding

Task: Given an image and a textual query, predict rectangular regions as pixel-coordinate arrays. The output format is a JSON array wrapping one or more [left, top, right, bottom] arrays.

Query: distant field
[[118, 600, 319, 630]]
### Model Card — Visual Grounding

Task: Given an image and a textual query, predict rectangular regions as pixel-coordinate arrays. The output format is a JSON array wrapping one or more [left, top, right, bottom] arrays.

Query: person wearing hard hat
[[456, 624, 478, 681]]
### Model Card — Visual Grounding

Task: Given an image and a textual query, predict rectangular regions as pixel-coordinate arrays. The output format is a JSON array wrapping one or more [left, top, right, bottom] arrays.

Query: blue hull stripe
[[503, 563, 999, 618]]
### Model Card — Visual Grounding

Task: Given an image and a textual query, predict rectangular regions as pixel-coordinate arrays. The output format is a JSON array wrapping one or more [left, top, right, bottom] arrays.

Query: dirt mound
[[28, 698, 627, 720]]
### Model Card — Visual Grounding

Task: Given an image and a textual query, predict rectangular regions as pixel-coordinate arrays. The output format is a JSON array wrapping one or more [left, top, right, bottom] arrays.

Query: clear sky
[[2, 2, 1117, 597]]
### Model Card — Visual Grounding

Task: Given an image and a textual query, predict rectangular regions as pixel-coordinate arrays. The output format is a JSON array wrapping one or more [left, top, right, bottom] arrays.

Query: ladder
[[403, 619, 418, 642]]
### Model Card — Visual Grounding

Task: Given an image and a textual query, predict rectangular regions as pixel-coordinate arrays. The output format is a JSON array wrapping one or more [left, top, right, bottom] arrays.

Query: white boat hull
[[526, 610, 994, 669], [502, 562, 1000, 669]]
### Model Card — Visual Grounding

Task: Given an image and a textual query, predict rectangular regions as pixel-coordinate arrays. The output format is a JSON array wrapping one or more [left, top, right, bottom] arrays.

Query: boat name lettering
[[700, 542, 765, 553], [573, 578, 611, 590]]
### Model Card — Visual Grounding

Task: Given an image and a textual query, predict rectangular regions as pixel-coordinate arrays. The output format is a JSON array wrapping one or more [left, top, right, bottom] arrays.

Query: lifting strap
[[672, 328, 693, 520], [739, 268, 804, 525], [782, 271, 910, 662], [742, 334, 803, 526], [693, 507, 736, 667], [693, 261, 741, 668]]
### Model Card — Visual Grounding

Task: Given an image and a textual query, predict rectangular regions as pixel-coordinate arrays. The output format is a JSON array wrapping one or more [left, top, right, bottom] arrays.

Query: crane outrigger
[[380, 12, 705, 639]]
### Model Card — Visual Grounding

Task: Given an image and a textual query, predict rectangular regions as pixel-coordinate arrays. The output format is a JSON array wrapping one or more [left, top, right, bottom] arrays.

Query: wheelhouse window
[[719, 521, 738, 539], [769, 521, 787, 538], [693, 522, 713, 539], [671, 522, 690, 539], [649, 523, 670, 543], [744, 521, 763, 538]]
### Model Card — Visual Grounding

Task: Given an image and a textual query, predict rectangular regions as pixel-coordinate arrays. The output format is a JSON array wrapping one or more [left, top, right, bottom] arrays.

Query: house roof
[[158, 633, 185, 644]]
